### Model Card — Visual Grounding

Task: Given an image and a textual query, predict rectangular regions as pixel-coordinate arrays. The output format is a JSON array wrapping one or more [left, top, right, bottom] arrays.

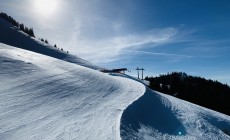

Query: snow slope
[[121, 88, 230, 140], [0, 18, 99, 70], [1, 43, 230, 140], [0, 43, 145, 140]]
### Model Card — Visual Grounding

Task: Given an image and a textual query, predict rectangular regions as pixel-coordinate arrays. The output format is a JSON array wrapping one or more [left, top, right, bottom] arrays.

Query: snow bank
[[0, 43, 145, 140]]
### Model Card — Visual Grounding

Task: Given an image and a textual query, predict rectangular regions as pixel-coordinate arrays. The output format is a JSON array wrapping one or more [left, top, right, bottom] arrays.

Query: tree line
[[0, 12, 35, 37], [146, 72, 230, 116], [0, 12, 69, 54]]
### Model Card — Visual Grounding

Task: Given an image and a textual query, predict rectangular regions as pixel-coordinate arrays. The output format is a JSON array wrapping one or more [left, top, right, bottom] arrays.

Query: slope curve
[[0, 43, 145, 140]]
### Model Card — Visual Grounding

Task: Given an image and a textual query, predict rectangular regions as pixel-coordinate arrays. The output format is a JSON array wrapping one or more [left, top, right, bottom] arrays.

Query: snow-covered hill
[[1, 17, 230, 140], [0, 43, 145, 140], [1, 44, 230, 140], [0, 18, 99, 70]]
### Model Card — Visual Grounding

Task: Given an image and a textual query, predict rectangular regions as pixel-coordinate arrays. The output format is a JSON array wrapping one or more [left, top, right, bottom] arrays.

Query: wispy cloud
[[126, 50, 193, 58], [67, 27, 178, 63], [122, 50, 195, 63]]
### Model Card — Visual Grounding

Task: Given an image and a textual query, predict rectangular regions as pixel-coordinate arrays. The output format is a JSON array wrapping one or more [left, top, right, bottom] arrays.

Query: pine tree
[[24, 27, 29, 34], [19, 24, 24, 31], [45, 39, 49, 44], [28, 28, 35, 37]]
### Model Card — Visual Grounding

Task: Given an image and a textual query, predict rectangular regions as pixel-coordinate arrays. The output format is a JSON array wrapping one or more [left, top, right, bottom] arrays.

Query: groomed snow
[[0, 43, 145, 140]]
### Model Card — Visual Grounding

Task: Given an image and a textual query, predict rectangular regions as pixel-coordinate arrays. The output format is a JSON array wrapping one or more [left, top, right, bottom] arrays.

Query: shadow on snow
[[120, 87, 186, 139]]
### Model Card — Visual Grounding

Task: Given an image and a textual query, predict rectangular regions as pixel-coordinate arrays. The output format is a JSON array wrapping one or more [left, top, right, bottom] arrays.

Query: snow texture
[[0, 43, 145, 140]]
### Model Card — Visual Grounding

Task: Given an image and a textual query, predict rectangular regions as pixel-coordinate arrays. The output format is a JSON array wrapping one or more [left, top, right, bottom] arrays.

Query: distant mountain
[[0, 14, 99, 70], [146, 72, 230, 116]]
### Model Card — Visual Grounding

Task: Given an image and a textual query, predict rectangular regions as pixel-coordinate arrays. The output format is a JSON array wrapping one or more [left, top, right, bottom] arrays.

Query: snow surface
[[0, 43, 145, 140], [1, 44, 230, 140], [121, 88, 230, 140], [1, 17, 230, 140]]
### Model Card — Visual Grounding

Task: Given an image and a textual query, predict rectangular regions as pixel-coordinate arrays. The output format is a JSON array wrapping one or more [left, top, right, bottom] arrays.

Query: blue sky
[[1, 0, 230, 84]]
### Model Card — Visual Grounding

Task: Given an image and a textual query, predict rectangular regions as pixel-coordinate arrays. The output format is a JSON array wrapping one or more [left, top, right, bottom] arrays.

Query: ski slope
[[0, 43, 145, 140], [1, 44, 230, 140]]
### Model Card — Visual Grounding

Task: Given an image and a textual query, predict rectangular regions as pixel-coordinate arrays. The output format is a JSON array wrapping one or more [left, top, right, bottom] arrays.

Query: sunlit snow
[[0, 43, 145, 140]]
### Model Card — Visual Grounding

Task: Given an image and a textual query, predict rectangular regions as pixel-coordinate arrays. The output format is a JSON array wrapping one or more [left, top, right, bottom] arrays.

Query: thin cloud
[[122, 50, 193, 63], [127, 50, 193, 58], [68, 27, 178, 63]]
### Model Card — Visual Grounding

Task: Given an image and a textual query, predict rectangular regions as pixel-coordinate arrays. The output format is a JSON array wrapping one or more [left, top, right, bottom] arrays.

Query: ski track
[[0, 43, 145, 140]]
